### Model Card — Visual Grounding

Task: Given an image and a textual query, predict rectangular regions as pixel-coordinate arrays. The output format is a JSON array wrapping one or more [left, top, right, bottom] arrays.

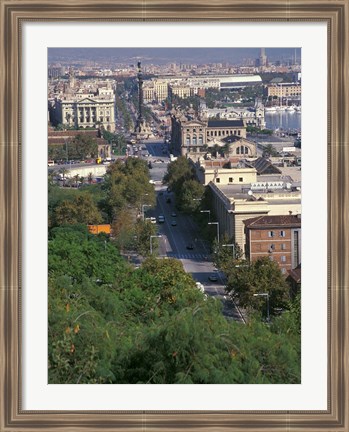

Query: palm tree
[[87, 172, 94, 184], [59, 167, 69, 186], [74, 173, 80, 188], [48, 170, 57, 185], [66, 177, 74, 188]]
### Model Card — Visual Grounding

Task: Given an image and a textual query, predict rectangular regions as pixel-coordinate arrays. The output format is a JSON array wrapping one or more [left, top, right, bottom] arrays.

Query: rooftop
[[244, 215, 301, 229], [207, 119, 244, 128]]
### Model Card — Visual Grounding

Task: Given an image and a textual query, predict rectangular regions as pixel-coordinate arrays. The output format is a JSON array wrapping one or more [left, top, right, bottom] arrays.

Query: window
[[280, 230, 286, 237], [186, 135, 191, 145], [281, 243, 286, 250], [269, 244, 275, 251], [192, 135, 197, 145], [269, 256, 274, 261], [236, 147, 240, 155], [239, 177, 243, 182], [281, 256, 286, 263], [268, 231, 275, 237], [238, 130, 241, 136], [281, 268, 286, 274], [199, 135, 203, 145], [228, 177, 233, 183], [216, 178, 220, 183]]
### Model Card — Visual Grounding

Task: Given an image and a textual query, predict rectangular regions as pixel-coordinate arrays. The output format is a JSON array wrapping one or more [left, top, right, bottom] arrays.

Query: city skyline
[[48, 47, 301, 66]]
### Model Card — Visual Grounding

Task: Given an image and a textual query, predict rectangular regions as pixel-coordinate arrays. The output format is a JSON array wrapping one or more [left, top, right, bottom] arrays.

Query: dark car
[[186, 243, 194, 250], [208, 274, 218, 282], [166, 198, 171, 204], [171, 212, 177, 217]]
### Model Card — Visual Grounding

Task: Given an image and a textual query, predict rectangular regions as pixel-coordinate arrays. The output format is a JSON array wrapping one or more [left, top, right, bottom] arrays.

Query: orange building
[[87, 224, 111, 235], [244, 215, 301, 275]]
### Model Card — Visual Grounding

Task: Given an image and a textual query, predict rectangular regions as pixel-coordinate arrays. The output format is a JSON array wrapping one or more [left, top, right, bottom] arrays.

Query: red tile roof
[[244, 215, 301, 229]]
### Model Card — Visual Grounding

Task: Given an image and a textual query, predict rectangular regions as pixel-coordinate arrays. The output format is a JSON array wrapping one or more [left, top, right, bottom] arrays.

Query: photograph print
[[47, 47, 301, 384]]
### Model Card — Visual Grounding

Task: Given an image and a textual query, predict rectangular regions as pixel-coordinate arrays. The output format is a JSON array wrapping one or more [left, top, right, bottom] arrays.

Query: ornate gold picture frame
[[1, 0, 348, 430]]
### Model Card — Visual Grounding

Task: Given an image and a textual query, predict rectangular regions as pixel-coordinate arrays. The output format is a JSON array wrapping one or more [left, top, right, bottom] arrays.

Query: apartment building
[[244, 215, 301, 274]]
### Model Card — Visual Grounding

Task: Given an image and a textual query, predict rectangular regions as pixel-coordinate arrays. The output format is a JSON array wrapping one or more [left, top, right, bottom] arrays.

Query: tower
[[68, 66, 75, 89], [132, 61, 151, 140], [137, 61, 144, 125], [259, 48, 267, 67]]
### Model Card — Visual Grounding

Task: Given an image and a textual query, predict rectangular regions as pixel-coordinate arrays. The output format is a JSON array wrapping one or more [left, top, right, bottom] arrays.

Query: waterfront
[[265, 111, 301, 132]]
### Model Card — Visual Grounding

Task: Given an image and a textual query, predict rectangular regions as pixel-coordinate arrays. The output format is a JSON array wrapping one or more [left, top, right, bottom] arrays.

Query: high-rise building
[[259, 48, 267, 67]]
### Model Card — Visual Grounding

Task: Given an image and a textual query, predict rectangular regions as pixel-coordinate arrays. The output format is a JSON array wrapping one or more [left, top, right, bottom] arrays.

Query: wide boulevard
[[142, 139, 245, 323]]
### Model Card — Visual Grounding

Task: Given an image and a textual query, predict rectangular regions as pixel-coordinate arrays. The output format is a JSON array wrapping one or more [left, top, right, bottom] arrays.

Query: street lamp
[[142, 204, 151, 221], [253, 292, 270, 322], [65, 139, 69, 163], [208, 222, 219, 243], [141, 193, 150, 221], [200, 209, 211, 222], [150, 235, 162, 255], [222, 243, 235, 259]]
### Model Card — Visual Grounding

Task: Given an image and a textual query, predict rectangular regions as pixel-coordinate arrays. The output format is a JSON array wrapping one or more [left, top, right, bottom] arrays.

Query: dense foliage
[[223, 257, 290, 317], [163, 157, 204, 213], [48, 133, 98, 161], [48, 226, 301, 384]]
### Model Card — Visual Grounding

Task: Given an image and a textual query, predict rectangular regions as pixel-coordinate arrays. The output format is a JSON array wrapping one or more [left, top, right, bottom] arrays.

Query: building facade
[[208, 181, 301, 258], [52, 93, 115, 132], [170, 108, 254, 157], [201, 98, 266, 129], [49, 70, 116, 132], [244, 215, 301, 274], [266, 83, 301, 99]]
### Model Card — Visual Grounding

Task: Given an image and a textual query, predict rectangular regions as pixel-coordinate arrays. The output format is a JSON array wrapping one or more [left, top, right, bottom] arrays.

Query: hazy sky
[[48, 48, 301, 66]]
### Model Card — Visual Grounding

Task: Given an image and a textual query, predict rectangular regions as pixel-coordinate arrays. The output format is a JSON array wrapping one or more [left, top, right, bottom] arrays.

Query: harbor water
[[265, 111, 301, 133]]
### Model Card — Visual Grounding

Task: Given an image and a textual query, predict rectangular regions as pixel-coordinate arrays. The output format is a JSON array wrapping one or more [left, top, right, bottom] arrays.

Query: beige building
[[143, 79, 169, 103], [209, 181, 301, 258], [50, 70, 116, 132], [171, 107, 251, 157], [266, 83, 301, 98], [52, 90, 115, 132], [169, 83, 192, 99], [193, 158, 258, 186]]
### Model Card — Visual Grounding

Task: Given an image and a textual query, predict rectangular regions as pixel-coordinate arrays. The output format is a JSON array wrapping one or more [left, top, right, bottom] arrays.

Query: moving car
[[171, 220, 177, 226], [158, 215, 165, 223], [208, 274, 218, 282], [171, 212, 177, 217]]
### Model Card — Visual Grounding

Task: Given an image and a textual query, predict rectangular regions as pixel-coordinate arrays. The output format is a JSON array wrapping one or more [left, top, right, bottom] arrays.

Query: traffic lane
[[156, 195, 196, 253], [181, 258, 218, 284], [146, 141, 164, 157], [183, 258, 245, 322], [178, 212, 210, 256], [149, 164, 167, 183]]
